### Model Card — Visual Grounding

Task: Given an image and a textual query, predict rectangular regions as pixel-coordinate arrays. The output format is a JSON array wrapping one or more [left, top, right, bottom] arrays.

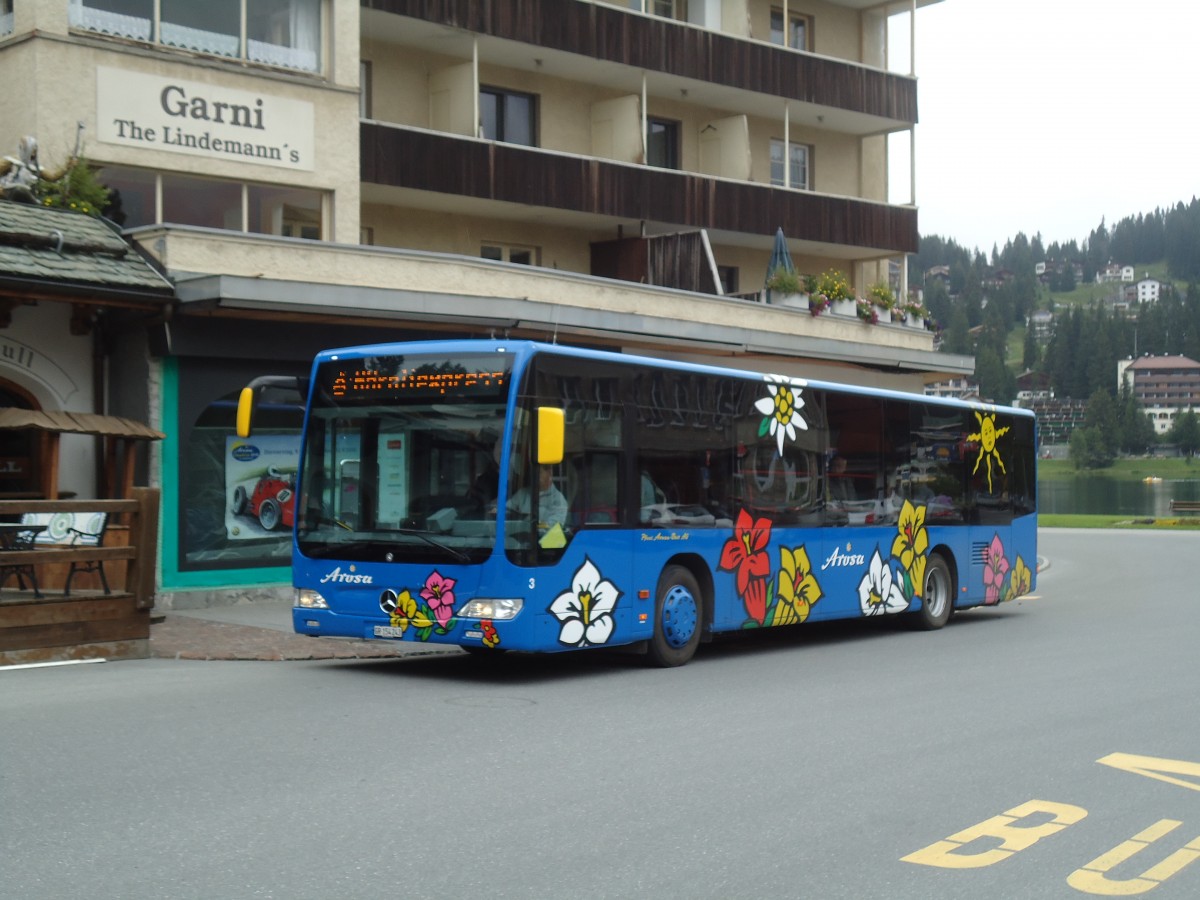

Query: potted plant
[[855, 297, 879, 324], [816, 270, 856, 316], [808, 293, 829, 316], [765, 267, 808, 308], [902, 298, 929, 328], [868, 282, 895, 316]]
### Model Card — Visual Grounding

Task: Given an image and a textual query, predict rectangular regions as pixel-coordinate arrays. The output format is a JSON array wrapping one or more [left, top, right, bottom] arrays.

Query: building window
[[1, 0, 13, 36], [770, 8, 811, 51], [99, 165, 325, 239], [69, 0, 322, 73], [360, 60, 373, 119], [480, 87, 537, 146], [770, 139, 810, 189], [647, 117, 680, 169], [717, 265, 739, 294], [482, 244, 539, 266], [651, 0, 686, 20]]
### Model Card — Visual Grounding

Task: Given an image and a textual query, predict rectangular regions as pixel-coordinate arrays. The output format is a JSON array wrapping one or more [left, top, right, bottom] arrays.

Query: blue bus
[[237, 340, 1037, 666]]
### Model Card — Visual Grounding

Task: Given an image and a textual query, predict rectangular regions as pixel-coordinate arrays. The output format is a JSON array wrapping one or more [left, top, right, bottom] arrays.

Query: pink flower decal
[[982, 534, 1010, 605], [421, 570, 457, 629], [719, 509, 773, 625]]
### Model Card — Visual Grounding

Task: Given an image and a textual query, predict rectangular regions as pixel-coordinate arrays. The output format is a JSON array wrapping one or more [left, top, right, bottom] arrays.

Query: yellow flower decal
[[387, 589, 434, 631], [890, 500, 929, 598], [967, 409, 1010, 493], [775, 545, 822, 626], [1005, 556, 1032, 601]]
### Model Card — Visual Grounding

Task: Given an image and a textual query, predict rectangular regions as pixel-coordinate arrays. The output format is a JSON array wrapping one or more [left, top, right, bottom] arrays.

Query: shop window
[[647, 117, 680, 169], [177, 361, 306, 571], [479, 87, 537, 146]]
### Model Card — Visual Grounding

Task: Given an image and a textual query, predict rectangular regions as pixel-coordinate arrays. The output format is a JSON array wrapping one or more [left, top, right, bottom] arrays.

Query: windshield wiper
[[395, 528, 470, 563]]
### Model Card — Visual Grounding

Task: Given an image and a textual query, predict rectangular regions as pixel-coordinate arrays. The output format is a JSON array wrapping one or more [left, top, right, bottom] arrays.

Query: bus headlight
[[458, 598, 523, 620], [295, 588, 329, 609]]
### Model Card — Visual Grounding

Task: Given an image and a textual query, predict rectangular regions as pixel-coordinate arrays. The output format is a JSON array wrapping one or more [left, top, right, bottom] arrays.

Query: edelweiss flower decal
[[550, 557, 621, 647], [857, 548, 908, 616], [775, 545, 822, 626], [421, 570, 457, 629], [754, 374, 809, 456]]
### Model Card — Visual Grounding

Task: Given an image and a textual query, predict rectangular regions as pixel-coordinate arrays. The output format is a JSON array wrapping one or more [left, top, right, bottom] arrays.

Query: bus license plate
[[373, 625, 405, 639]]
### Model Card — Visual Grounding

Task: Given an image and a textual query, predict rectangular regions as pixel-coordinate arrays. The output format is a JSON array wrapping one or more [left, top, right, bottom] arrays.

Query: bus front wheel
[[914, 553, 953, 630], [648, 565, 703, 667]]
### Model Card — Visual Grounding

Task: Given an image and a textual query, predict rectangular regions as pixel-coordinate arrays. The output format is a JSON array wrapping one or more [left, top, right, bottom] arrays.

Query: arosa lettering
[[160, 85, 265, 130], [319, 566, 374, 585]]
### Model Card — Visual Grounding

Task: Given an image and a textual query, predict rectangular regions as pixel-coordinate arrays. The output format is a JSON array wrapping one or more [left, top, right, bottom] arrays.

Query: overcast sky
[[893, 0, 1200, 255]]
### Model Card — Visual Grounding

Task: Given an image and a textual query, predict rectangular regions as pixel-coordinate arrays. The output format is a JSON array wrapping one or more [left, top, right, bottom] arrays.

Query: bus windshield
[[296, 351, 513, 564]]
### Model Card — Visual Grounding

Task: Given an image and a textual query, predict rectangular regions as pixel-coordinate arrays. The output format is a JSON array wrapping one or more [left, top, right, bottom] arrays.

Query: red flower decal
[[719, 509, 773, 624]]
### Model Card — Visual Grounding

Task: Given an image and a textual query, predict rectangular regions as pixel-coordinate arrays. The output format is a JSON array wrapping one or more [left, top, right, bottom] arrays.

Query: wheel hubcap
[[662, 584, 698, 648], [926, 569, 946, 617]]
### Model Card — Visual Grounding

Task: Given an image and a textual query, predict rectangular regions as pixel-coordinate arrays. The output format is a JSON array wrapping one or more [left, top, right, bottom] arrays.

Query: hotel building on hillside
[[1118, 355, 1200, 436], [0, 0, 960, 606]]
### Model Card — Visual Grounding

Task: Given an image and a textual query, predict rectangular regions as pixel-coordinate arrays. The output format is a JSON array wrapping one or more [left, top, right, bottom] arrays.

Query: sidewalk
[[150, 599, 459, 661]]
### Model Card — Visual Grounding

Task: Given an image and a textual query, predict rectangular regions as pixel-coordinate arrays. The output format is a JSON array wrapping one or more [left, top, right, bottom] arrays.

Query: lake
[[1038, 475, 1200, 516]]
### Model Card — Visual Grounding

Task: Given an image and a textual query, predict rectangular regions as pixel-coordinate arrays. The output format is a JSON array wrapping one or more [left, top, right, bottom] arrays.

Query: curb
[[150, 615, 459, 662]]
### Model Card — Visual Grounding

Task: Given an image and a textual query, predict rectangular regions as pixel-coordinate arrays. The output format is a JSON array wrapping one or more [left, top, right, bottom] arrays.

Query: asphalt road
[[4, 528, 1200, 899]]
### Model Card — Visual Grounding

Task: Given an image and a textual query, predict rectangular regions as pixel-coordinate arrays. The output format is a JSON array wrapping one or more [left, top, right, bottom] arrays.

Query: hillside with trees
[[912, 197, 1200, 465]]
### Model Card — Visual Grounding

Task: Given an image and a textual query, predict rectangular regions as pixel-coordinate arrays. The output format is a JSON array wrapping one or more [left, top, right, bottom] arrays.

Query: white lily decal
[[550, 557, 621, 647]]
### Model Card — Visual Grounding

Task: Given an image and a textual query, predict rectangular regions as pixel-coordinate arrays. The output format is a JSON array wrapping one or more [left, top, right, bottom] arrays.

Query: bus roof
[[312, 338, 1034, 420]]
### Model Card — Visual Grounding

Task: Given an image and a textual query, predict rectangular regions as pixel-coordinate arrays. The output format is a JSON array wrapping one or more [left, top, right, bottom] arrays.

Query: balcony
[[360, 0, 918, 134], [361, 122, 919, 256]]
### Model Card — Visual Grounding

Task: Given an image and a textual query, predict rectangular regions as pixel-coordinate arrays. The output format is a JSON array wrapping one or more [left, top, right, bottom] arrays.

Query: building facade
[[0, 0, 961, 606], [1118, 355, 1200, 436]]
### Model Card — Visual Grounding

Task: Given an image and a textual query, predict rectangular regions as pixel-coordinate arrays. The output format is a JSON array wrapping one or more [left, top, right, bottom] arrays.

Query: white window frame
[[770, 138, 811, 190]]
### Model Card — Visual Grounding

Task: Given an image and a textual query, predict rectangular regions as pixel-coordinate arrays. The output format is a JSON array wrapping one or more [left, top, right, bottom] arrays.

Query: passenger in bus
[[507, 466, 569, 530], [828, 456, 854, 502]]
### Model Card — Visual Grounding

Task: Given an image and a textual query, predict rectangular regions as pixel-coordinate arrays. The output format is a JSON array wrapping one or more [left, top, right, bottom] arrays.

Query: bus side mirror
[[235, 375, 309, 438], [537, 407, 565, 465], [236, 387, 256, 438]]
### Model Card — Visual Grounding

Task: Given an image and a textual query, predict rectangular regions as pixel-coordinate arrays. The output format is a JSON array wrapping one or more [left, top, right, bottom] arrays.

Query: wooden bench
[[1169, 499, 1200, 513]]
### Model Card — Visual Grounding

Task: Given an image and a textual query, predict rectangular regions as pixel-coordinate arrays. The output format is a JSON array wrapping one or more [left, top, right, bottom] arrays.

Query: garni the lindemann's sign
[[96, 67, 315, 171]]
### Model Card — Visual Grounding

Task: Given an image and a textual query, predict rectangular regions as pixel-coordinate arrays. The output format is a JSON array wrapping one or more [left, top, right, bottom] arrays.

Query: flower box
[[774, 292, 810, 310], [830, 298, 857, 317]]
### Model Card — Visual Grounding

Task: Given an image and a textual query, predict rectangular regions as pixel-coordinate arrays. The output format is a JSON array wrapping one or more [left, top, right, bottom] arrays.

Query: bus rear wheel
[[913, 553, 953, 630], [648, 565, 703, 667]]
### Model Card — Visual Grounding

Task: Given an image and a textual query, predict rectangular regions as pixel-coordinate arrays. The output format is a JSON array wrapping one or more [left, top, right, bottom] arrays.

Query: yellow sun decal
[[968, 410, 1010, 493]]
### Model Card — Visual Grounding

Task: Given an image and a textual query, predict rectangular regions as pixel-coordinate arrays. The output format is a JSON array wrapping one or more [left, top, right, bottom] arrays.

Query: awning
[[0, 408, 164, 440]]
